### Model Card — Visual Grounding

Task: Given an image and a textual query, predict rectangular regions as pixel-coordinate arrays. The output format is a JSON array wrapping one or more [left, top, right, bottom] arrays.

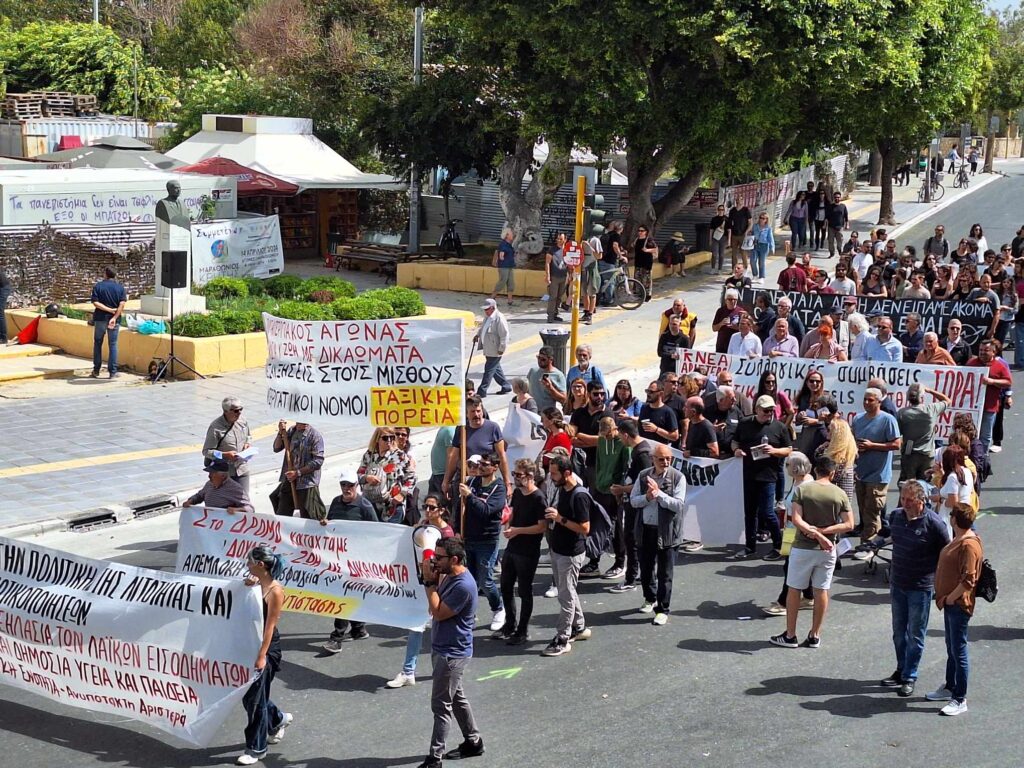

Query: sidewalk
[[0, 163, 1009, 534]]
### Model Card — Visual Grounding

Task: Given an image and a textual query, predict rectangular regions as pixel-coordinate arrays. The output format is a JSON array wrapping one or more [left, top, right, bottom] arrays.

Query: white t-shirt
[[940, 466, 974, 511], [828, 277, 856, 295], [851, 252, 872, 279], [727, 331, 763, 358]]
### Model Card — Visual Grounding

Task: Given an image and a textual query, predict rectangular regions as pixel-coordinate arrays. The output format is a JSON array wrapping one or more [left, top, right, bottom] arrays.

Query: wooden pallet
[[73, 94, 98, 116], [2, 93, 43, 119]]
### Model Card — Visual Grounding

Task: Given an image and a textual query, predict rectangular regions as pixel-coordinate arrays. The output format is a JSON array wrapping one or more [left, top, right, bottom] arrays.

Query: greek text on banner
[[191, 215, 284, 286], [0, 536, 261, 746], [263, 315, 466, 426], [675, 348, 986, 438], [176, 508, 429, 631], [669, 453, 746, 546]]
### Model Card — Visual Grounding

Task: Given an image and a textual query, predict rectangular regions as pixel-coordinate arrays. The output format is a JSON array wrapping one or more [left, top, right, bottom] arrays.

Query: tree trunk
[[497, 136, 568, 262], [876, 140, 897, 226], [984, 107, 996, 173], [868, 149, 883, 186], [623, 145, 675, 244]]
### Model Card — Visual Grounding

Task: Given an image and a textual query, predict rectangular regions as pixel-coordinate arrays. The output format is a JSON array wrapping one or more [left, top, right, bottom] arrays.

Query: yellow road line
[[0, 424, 281, 480]]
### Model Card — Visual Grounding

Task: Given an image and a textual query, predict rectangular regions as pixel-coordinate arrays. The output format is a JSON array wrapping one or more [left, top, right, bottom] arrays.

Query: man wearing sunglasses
[[458, 452, 508, 632], [323, 469, 380, 653], [418, 537, 484, 768]]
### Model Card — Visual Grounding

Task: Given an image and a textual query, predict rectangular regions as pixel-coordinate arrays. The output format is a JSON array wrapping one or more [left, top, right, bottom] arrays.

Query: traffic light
[[584, 193, 606, 237]]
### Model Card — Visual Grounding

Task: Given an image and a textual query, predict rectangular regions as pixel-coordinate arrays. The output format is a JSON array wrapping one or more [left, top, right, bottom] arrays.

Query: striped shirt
[[186, 477, 254, 513]]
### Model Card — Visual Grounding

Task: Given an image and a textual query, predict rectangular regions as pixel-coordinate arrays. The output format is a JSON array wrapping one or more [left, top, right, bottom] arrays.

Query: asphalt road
[[2, 170, 1024, 768]]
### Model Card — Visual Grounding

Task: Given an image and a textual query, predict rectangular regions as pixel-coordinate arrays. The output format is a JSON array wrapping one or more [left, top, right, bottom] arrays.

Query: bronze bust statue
[[155, 181, 191, 228]]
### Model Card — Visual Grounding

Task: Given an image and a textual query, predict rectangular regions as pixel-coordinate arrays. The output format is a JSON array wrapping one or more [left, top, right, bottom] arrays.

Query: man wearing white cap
[[474, 299, 510, 398], [323, 469, 380, 653]]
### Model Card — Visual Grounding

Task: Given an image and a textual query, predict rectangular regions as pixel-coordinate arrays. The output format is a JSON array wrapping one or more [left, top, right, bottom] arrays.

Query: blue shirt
[[889, 507, 951, 591], [496, 240, 516, 269], [90, 278, 127, 322], [566, 364, 606, 391], [852, 411, 900, 483], [864, 335, 903, 362], [432, 570, 477, 658]]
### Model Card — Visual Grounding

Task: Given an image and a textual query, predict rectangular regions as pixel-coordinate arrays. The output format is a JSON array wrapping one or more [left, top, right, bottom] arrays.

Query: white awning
[[166, 129, 404, 191]]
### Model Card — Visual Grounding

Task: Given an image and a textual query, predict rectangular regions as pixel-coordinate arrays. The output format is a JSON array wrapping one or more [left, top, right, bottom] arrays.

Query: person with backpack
[[540, 455, 593, 657], [923, 225, 950, 261], [930, 502, 984, 716], [628, 443, 686, 626]]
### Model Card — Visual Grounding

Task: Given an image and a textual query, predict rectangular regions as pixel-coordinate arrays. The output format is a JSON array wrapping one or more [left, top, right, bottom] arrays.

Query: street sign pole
[[570, 174, 586, 358]]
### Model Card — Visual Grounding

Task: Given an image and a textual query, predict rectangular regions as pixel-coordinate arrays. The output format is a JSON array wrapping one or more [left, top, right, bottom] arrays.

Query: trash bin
[[694, 222, 711, 253], [539, 328, 570, 373]]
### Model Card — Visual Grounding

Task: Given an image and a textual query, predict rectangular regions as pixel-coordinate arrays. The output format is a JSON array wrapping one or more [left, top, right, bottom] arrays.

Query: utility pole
[[408, 6, 424, 253], [93, 0, 99, 23]]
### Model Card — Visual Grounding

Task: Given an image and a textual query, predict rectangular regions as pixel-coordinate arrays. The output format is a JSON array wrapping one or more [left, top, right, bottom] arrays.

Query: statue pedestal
[[142, 213, 207, 318]]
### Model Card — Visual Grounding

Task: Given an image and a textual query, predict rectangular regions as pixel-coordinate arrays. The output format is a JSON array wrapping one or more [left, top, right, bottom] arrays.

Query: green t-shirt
[[430, 426, 456, 476], [594, 437, 630, 493], [791, 481, 851, 550]]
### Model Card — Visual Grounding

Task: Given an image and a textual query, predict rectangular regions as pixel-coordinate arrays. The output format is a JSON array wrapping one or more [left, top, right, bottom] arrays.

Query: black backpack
[[570, 447, 588, 481], [977, 558, 998, 603]]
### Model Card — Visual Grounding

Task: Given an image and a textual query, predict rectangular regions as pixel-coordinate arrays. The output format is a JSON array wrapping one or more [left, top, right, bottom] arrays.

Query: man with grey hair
[[852, 387, 901, 557], [776, 295, 806, 342], [705, 384, 744, 449], [566, 343, 606, 390], [712, 289, 744, 352], [491, 227, 516, 305], [202, 396, 253, 494], [898, 312, 925, 362], [916, 331, 956, 366], [868, 376, 899, 419], [897, 384, 951, 483]]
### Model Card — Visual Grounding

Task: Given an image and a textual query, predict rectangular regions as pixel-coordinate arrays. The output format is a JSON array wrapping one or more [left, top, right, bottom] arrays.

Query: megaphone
[[411, 523, 443, 584]]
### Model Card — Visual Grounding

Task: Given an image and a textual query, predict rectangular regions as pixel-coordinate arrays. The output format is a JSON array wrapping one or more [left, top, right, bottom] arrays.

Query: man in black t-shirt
[[569, 381, 612, 476], [610, 421, 652, 593], [541, 457, 593, 657], [730, 395, 792, 560], [683, 397, 719, 459], [703, 386, 744, 449], [598, 222, 625, 306], [727, 204, 752, 271], [497, 458, 549, 643], [638, 380, 679, 445]]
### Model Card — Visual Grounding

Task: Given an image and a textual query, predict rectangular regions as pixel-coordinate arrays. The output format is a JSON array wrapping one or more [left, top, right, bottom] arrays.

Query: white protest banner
[[0, 537, 261, 746], [191, 215, 284, 286], [263, 315, 466, 427], [676, 348, 986, 438], [177, 508, 429, 631], [502, 404, 546, 464], [666, 453, 746, 546]]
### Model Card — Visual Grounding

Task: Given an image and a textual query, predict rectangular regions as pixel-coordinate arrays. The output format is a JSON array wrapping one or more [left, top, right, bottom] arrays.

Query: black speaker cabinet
[[161, 250, 188, 289]]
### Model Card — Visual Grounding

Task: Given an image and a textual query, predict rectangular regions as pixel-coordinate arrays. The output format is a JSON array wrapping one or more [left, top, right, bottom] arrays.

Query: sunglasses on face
[[512, 472, 529, 479], [380, 435, 396, 442], [646, 389, 660, 394], [432, 554, 451, 561], [423, 504, 440, 511], [229, 407, 243, 413]]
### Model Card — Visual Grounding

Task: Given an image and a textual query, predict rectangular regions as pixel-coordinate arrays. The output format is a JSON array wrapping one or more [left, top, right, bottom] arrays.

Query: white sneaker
[[940, 699, 968, 716], [267, 712, 292, 744], [544, 585, 558, 598], [639, 601, 655, 614], [652, 612, 668, 626], [236, 751, 266, 766], [385, 672, 416, 689], [490, 608, 507, 631], [925, 685, 953, 702], [852, 549, 874, 561], [990, 445, 1002, 453]]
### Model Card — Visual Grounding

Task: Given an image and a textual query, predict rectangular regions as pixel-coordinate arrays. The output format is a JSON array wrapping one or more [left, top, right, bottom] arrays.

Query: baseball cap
[[481, 298, 497, 310], [543, 447, 570, 460], [468, 454, 484, 465], [339, 468, 358, 485], [755, 395, 776, 411], [843, 296, 858, 305], [204, 459, 230, 473]]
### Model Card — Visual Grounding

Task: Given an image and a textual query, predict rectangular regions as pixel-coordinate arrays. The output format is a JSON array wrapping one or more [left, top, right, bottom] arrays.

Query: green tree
[[149, 0, 252, 76], [978, 8, 1024, 170], [0, 21, 176, 119]]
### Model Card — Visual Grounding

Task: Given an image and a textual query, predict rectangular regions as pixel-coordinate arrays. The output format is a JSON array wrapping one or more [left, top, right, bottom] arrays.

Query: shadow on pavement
[[977, 505, 1024, 516], [746, 675, 877, 698], [715, 563, 778, 579], [800, 695, 933, 718], [830, 588, 891, 606], [301, 756, 428, 768], [926, 624, 1024, 642], [676, 638, 765, 655], [0, 700, 219, 767], [280, 660, 383, 694], [674, 600, 765, 621]]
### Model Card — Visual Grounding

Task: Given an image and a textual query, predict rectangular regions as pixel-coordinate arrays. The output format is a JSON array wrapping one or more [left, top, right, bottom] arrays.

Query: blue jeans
[[92, 320, 120, 374], [0, 285, 11, 342], [891, 586, 933, 682], [979, 410, 996, 452], [1015, 321, 1024, 368], [789, 217, 807, 248], [598, 264, 617, 304], [744, 477, 780, 551], [403, 629, 424, 675], [752, 243, 770, 279], [943, 604, 971, 701], [242, 652, 284, 754], [478, 355, 509, 394], [464, 538, 502, 612]]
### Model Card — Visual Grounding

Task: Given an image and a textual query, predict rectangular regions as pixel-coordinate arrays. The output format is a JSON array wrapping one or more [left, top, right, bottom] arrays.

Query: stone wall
[[0, 225, 155, 307]]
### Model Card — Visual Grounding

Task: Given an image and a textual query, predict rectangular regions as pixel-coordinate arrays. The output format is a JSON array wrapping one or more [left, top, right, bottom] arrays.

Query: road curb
[[889, 172, 1003, 239]]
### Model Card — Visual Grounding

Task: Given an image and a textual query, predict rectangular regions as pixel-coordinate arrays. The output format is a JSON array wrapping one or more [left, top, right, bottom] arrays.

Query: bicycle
[[607, 259, 647, 310], [917, 172, 945, 203], [952, 163, 970, 189], [438, 218, 465, 258]]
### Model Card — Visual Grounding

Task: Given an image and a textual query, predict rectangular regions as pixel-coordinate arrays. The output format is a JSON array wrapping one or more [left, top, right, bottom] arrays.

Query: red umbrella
[[175, 156, 300, 197]]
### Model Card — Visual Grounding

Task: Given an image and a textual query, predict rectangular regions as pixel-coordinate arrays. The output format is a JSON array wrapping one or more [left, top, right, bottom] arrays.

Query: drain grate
[[130, 495, 179, 520], [69, 511, 118, 532]]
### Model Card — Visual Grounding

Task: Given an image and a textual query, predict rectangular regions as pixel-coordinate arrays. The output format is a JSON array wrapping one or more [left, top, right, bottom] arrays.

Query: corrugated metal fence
[[461, 153, 851, 247]]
